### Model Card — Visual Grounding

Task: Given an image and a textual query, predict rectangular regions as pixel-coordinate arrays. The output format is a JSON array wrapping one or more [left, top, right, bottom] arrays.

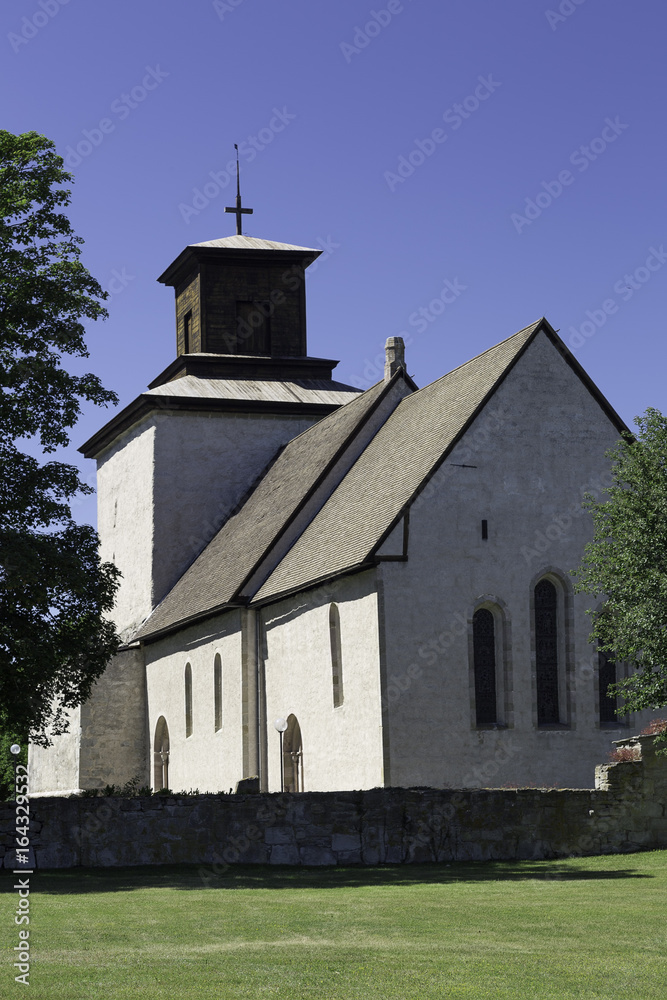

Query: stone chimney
[[384, 336, 406, 380]]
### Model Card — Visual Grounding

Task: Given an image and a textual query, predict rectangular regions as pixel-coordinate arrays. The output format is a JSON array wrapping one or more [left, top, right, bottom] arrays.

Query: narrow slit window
[[214, 653, 222, 732], [185, 662, 193, 738], [183, 310, 192, 353], [329, 604, 344, 708], [481, 519, 488, 540]]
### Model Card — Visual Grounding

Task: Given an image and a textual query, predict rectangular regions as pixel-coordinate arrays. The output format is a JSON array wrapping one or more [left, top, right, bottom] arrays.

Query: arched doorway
[[283, 714, 303, 792], [154, 716, 170, 790]]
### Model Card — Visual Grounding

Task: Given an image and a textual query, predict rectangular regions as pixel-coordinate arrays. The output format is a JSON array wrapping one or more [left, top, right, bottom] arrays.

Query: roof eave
[[133, 599, 246, 645], [157, 243, 322, 287], [541, 321, 631, 437], [250, 561, 376, 610], [79, 394, 347, 460]]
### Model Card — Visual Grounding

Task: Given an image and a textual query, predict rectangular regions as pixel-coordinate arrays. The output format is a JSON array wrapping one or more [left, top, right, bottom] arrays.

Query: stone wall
[[29, 647, 149, 797], [2, 735, 665, 870]]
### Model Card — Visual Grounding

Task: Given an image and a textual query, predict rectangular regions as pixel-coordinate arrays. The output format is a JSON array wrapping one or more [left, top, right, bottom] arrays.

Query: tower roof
[[157, 236, 321, 287], [190, 236, 321, 253]]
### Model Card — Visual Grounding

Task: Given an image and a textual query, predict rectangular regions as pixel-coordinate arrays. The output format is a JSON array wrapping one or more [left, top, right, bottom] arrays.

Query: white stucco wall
[[150, 410, 317, 608], [380, 330, 652, 790], [80, 408, 319, 796], [28, 706, 82, 796], [144, 610, 244, 793], [261, 571, 384, 793], [96, 409, 318, 635], [97, 422, 156, 634]]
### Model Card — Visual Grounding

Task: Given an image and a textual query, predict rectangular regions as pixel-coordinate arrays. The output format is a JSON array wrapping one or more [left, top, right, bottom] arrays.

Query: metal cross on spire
[[225, 145, 253, 235]]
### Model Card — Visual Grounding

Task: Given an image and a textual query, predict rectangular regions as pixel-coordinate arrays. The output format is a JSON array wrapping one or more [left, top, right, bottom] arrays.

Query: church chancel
[[29, 214, 652, 795]]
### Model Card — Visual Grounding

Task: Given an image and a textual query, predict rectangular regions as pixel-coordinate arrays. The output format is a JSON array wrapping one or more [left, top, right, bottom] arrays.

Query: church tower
[[81, 235, 361, 639], [29, 212, 361, 795]]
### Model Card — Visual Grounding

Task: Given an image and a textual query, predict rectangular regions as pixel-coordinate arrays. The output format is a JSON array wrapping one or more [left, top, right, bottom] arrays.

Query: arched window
[[599, 647, 618, 724], [534, 579, 559, 724], [283, 714, 303, 792], [153, 717, 170, 791], [473, 608, 497, 724], [184, 662, 193, 738], [214, 653, 222, 732], [329, 604, 344, 708]]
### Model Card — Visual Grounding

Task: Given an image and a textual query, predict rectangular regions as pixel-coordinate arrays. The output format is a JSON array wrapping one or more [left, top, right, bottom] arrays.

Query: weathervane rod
[[225, 144, 253, 236], [235, 144, 241, 202]]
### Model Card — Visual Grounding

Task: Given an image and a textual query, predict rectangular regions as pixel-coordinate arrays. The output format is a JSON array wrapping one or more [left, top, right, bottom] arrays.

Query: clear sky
[[3, 0, 666, 528]]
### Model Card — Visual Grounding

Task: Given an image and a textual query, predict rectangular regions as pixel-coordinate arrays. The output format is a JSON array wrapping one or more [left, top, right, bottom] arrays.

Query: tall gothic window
[[599, 648, 618, 724], [329, 604, 344, 708], [214, 653, 222, 732], [185, 662, 193, 738], [534, 579, 560, 724], [473, 608, 498, 724]]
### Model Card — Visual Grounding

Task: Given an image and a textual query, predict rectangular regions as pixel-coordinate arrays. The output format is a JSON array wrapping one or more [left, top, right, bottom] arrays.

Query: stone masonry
[[2, 734, 665, 869]]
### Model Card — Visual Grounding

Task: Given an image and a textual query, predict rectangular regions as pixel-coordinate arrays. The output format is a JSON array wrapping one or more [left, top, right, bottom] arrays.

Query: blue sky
[[3, 0, 666, 527]]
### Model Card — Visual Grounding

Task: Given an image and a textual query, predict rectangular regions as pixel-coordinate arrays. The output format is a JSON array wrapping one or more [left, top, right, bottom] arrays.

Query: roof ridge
[[251, 319, 550, 605], [268, 376, 384, 449], [410, 318, 544, 397]]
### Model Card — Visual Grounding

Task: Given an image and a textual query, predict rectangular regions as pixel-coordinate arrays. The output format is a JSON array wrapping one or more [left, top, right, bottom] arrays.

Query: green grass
[[3, 852, 667, 998]]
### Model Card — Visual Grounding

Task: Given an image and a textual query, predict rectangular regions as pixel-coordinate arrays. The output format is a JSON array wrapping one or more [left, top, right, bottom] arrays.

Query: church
[[30, 217, 652, 797]]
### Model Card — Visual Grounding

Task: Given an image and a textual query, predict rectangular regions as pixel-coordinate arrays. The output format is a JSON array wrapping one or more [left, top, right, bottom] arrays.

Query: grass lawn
[[3, 851, 667, 998]]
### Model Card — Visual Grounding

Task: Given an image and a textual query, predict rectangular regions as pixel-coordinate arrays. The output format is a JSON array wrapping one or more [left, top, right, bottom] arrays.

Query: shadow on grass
[[10, 859, 655, 894]]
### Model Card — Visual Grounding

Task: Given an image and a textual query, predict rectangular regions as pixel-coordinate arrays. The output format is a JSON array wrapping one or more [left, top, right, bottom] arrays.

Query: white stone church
[[30, 231, 650, 797]]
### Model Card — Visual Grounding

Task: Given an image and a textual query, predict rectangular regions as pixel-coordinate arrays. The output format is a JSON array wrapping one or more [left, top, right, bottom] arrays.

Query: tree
[[0, 731, 26, 802], [0, 130, 121, 747], [573, 407, 667, 739]]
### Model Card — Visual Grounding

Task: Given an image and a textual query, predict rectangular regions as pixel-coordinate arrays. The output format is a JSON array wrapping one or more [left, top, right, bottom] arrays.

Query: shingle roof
[[144, 375, 361, 407], [253, 320, 543, 603], [133, 378, 394, 640]]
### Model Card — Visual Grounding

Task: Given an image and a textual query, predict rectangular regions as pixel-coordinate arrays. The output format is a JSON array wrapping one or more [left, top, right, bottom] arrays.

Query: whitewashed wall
[[29, 706, 81, 796], [97, 421, 156, 634], [144, 610, 244, 794], [380, 330, 652, 789], [261, 571, 384, 793], [96, 409, 318, 635]]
